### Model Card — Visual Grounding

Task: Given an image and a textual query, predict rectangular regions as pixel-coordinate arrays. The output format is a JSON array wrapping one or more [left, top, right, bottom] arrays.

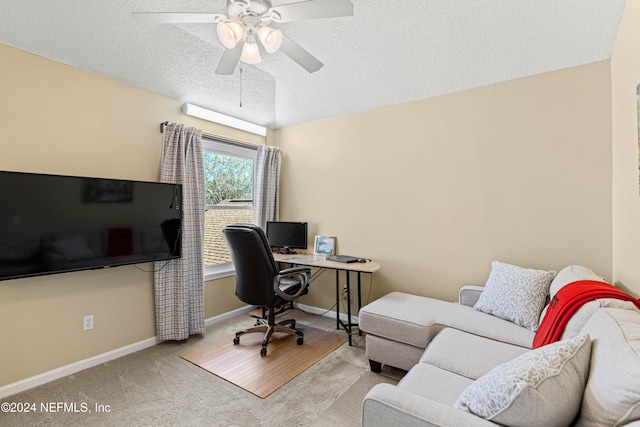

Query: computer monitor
[[265, 221, 308, 254]]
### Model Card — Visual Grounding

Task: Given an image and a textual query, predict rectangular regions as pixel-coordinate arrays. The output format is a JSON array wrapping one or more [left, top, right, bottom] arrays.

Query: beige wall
[[276, 62, 613, 309], [612, 0, 640, 297], [0, 32, 624, 388], [0, 44, 252, 387]]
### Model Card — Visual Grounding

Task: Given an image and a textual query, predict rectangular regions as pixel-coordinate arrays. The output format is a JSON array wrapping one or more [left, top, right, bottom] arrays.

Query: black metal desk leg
[[336, 269, 340, 330], [357, 272, 363, 336], [346, 271, 352, 346]]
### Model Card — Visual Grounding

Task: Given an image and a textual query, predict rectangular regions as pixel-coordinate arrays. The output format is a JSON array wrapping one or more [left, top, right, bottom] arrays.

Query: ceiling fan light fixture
[[217, 21, 244, 49], [241, 40, 262, 64], [258, 27, 283, 53], [134, 0, 355, 74]]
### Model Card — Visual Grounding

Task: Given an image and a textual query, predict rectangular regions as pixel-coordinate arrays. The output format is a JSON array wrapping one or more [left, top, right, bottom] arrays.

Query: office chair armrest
[[273, 267, 311, 301]]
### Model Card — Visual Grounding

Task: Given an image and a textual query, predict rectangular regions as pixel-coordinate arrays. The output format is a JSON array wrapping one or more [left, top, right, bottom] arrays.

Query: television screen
[[0, 170, 182, 281], [266, 222, 308, 254]]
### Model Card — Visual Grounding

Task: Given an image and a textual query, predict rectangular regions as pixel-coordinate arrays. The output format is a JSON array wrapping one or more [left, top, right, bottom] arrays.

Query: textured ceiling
[[0, 0, 626, 129]]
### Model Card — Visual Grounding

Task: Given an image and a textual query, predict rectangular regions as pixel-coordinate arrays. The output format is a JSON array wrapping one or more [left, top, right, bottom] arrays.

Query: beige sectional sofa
[[359, 264, 640, 426]]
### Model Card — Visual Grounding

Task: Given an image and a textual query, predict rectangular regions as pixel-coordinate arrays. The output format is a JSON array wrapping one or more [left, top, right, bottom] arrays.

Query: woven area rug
[[181, 325, 347, 398]]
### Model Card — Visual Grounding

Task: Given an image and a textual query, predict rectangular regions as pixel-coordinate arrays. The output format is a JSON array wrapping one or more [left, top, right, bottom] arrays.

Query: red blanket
[[532, 280, 640, 349]]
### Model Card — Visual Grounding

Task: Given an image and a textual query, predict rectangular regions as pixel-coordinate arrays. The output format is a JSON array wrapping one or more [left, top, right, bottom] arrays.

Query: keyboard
[[326, 255, 361, 263]]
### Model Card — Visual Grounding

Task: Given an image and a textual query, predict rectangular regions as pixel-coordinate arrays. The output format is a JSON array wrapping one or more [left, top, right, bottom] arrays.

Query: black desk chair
[[223, 224, 311, 356]]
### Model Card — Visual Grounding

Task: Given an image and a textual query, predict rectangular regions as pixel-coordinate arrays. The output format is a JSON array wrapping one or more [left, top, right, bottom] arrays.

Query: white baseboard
[[295, 302, 358, 324], [204, 305, 254, 328], [0, 305, 255, 399], [0, 337, 159, 399]]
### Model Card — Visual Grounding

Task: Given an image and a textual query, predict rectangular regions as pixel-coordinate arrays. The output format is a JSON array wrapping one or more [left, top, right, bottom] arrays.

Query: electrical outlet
[[341, 286, 352, 304], [83, 315, 94, 331]]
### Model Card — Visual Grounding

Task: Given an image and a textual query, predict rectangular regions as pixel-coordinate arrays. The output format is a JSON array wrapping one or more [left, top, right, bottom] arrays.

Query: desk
[[273, 253, 380, 345]]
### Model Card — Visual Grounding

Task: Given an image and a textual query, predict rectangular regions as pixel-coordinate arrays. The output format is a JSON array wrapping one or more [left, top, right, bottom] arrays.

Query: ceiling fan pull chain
[[239, 65, 243, 108]]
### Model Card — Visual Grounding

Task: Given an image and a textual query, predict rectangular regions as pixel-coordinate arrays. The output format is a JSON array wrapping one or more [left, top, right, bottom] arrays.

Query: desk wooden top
[[273, 253, 380, 273]]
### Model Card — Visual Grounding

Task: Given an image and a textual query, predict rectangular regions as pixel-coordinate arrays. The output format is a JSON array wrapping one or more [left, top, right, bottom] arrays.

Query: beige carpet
[[1, 309, 405, 427], [312, 371, 400, 427], [181, 326, 347, 398]]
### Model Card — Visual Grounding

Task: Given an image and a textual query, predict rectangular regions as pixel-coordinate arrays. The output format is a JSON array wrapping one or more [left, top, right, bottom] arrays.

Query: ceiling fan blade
[[215, 42, 244, 75], [272, 0, 353, 23], [131, 12, 225, 24], [279, 36, 323, 73]]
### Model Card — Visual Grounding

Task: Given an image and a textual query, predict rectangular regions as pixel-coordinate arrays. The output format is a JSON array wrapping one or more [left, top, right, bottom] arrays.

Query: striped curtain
[[154, 123, 205, 341], [254, 145, 281, 229]]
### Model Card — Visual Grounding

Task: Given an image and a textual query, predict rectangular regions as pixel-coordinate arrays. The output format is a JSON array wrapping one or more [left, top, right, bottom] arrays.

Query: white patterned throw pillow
[[474, 261, 556, 331], [454, 334, 591, 427]]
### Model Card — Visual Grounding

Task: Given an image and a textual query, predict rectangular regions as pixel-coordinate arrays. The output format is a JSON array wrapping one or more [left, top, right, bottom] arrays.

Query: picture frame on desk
[[314, 235, 335, 256]]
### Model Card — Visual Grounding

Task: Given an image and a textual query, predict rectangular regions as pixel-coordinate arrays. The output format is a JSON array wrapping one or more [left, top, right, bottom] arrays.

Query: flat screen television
[[265, 221, 308, 254], [0, 170, 182, 281]]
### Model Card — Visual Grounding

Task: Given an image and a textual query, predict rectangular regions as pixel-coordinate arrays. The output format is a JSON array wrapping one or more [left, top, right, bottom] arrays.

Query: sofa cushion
[[398, 362, 474, 406], [421, 328, 528, 380], [548, 265, 607, 298], [365, 334, 426, 371], [454, 333, 591, 427], [47, 231, 104, 258], [474, 261, 556, 331], [546, 298, 639, 342], [577, 308, 640, 427], [359, 292, 450, 349], [359, 292, 535, 349], [49, 237, 95, 261], [535, 265, 608, 339]]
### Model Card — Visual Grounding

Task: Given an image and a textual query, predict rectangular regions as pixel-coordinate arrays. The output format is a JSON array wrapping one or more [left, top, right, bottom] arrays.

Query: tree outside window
[[204, 152, 253, 206], [202, 146, 256, 268]]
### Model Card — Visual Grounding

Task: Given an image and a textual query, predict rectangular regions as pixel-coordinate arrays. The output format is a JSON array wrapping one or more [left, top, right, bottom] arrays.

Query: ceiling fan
[[132, 0, 354, 75]]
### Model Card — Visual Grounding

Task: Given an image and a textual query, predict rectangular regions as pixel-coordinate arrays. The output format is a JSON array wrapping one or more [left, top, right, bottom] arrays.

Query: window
[[202, 137, 257, 279]]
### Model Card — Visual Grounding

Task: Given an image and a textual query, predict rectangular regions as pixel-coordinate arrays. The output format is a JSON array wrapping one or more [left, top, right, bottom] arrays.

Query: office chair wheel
[[297, 337, 303, 345], [289, 320, 296, 328], [260, 347, 267, 356], [233, 336, 240, 345]]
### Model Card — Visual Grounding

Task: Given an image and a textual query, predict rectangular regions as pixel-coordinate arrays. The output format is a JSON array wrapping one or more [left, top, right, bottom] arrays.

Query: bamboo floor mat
[[181, 325, 347, 398]]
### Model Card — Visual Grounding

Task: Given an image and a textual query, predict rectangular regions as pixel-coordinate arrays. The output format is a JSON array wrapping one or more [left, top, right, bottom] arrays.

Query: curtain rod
[[160, 122, 263, 150]]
